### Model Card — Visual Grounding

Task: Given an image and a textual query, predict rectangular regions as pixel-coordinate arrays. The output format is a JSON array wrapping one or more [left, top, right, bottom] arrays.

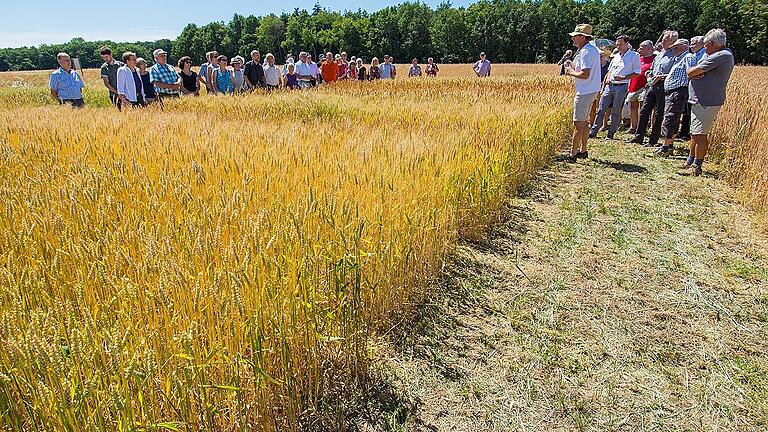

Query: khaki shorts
[[573, 92, 598, 122], [691, 103, 722, 135], [627, 88, 646, 103]]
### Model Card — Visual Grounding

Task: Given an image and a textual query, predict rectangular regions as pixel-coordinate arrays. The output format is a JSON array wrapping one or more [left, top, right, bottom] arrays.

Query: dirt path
[[363, 138, 768, 431]]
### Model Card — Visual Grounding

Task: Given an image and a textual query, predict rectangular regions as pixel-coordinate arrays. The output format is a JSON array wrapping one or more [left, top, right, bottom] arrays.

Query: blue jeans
[[591, 83, 629, 137]]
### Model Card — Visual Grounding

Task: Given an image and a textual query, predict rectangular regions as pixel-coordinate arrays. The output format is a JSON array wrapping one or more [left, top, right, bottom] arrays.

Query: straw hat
[[569, 24, 593, 37], [671, 38, 690, 49]]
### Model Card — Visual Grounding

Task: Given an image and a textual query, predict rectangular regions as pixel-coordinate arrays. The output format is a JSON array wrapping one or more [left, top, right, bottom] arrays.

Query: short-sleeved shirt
[[338, 63, 348, 78], [321, 61, 339, 82], [689, 49, 735, 107], [607, 49, 641, 84], [263, 64, 281, 86], [408, 65, 422, 77], [629, 55, 655, 92], [100, 60, 124, 92], [369, 65, 380, 79], [473, 59, 491, 77], [380, 63, 396, 79], [664, 52, 691, 91], [573, 42, 602, 95], [295, 61, 313, 80], [199, 62, 210, 84], [651, 49, 676, 78], [244, 60, 265, 87], [149, 62, 180, 95], [49, 67, 85, 100]]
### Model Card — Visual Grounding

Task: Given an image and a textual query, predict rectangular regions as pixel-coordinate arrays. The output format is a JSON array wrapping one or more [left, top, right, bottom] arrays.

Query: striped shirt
[[149, 62, 180, 95], [664, 52, 691, 91], [49, 67, 85, 100]]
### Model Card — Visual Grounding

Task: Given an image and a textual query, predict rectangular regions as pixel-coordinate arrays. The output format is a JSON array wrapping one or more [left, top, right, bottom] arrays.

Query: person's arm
[[229, 71, 235, 93], [567, 67, 591, 80], [101, 66, 118, 93], [49, 74, 59, 101], [116, 68, 129, 103], [151, 69, 181, 91], [687, 53, 723, 80], [392, 65, 396, 78], [243, 64, 252, 88]]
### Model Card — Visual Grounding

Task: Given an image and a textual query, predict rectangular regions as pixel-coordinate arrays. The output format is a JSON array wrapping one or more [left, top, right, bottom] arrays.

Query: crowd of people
[[49, 47, 496, 110], [562, 24, 734, 176]]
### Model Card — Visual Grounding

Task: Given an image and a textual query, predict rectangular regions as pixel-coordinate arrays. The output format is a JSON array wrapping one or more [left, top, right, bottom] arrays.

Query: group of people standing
[[563, 24, 734, 176], [49, 47, 497, 109]]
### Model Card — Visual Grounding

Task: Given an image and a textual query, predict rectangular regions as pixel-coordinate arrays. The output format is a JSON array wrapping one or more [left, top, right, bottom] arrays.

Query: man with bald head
[[49, 52, 85, 108]]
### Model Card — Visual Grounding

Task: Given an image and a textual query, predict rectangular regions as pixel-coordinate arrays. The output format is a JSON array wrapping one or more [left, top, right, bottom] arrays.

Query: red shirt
[[321, 61, 339, 82], [629, 55, 655, 93]]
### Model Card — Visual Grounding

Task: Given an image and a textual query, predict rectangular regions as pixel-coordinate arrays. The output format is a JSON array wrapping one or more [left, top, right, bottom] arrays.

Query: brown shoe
[[678, 161, 692, 169]]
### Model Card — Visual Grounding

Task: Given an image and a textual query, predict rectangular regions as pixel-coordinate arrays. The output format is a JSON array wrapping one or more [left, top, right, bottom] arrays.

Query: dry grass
[[376, 136, 768, 431], [0, 73, 571, 431]]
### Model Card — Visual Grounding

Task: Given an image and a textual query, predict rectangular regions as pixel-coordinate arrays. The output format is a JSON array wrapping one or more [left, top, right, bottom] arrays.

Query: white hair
[[704, 29, 727, 47], [640, 40, 654, 50], [690, 36, 704, 45], [665, 30, 679, 41], [56, 52, 70, 60]]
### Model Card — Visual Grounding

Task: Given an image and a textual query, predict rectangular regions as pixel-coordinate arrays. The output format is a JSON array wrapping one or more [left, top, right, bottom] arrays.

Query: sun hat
[[153, 48, 168, 56], [671, 38, 690, 48], [569, 24, 593, 37]]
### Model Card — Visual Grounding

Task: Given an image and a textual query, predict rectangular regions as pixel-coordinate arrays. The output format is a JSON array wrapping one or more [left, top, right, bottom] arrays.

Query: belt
[[665, 86, 688, 94], [609, 82, 628, 86]]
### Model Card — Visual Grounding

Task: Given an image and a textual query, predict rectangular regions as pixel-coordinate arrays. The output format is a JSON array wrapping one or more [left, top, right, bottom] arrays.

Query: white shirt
[[263, 63, 280, 86], [116, 65, 145, 102], [295, 60, 313, 81], [607, 49, 641, 84], [573, 42, 602, 95]]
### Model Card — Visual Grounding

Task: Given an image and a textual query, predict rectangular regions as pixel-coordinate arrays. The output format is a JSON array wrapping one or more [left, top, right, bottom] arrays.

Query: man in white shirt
[[590, 35, 641, 139], [116, 51, 146, 108], [263, 53, 281, 90], [564, 24, 602, 162], [294, 52, 314, 89]]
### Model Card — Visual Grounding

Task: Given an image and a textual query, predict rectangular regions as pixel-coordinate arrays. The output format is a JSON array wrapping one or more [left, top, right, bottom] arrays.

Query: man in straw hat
[[655, 38, 690, 157], [563, 24, 602, 162]]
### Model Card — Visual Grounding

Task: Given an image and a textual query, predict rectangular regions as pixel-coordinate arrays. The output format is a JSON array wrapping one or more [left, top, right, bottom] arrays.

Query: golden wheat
[[0, 72, 571, 431]]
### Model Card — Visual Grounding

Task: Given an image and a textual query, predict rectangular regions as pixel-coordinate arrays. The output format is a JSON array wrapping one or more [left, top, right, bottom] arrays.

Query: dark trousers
[[61, 98, 85, 108], [634, 82, 665, 145], [679, 102, 692, 138], [661, 87, 688, 139]]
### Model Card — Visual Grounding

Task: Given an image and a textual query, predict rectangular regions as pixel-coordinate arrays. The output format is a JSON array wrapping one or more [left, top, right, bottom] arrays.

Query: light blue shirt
[[295, 60, 312, 79], [380, 63, 395, 79], [664, 52, 690, 91], [49, 67, 85, 100]]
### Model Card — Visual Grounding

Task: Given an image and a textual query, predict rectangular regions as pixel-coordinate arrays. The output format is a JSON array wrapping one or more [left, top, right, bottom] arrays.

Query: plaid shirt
[[49, 67, 85, 100], [665, 52, 692, 91], [149, 62, 180, 95]]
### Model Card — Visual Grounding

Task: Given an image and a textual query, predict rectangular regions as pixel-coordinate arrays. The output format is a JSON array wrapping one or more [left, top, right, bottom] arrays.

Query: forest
[[0, 0, 766, 71]]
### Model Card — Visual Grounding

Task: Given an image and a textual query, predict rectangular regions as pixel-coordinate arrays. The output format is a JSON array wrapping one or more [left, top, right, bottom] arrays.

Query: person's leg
[[590, 87, 611, 136], [679, 102, 692, 139], [630, 100, 640, 132], [571, 122, 582, 156], [648, 86, 666, 147], [630, 86, 656, 143], [607, 85, 628, 138], [602, 107, 611, 130], [579, 121, 590, 152], [660, 90, 680, 152]]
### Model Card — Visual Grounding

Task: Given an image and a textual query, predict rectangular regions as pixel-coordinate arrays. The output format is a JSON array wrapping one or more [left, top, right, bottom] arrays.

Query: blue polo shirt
[[49, 67, 85, 100]]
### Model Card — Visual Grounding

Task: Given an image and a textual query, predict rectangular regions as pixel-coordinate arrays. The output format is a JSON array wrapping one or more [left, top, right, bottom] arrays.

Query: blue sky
[[1, 1, 474, 48]]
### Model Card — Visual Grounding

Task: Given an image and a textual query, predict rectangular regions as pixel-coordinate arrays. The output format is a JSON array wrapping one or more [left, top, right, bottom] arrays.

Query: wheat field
[[0, 66, 571, 430]]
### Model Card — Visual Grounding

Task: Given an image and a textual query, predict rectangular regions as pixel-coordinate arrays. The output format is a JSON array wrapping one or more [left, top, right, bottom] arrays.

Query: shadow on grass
[[351, 167, 565, 430], [592, 158, 648, 174]]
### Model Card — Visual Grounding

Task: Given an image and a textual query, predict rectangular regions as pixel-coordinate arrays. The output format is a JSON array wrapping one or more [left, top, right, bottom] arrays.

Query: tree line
[[1, 0, 766, 72]]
